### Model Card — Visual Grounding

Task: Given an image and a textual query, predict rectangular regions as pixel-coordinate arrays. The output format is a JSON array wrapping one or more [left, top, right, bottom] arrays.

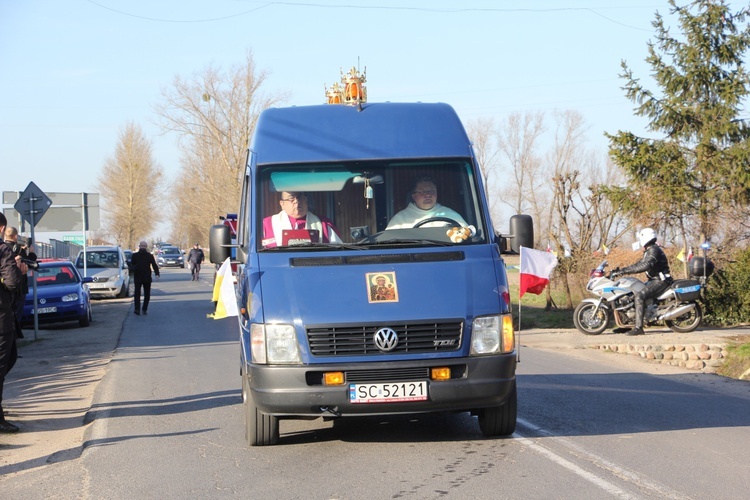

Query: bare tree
[[496, 111, 546, 220], [98, 122, 163, 249], [154, 50, 288, 245], [544, 111, 634, 308], [466, 117, 502, 220]]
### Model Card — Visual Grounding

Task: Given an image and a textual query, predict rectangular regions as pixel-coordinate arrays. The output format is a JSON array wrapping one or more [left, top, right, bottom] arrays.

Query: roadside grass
[[717, 337, 750, 380], [506, 266, 576, 330]]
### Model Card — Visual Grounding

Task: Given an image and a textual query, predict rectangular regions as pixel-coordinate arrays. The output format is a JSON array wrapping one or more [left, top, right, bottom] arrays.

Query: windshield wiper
[[366, 239, 453, 247]]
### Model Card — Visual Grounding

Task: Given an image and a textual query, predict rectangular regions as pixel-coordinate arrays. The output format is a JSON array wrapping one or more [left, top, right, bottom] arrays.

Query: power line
[[84, 0, 652, 30]]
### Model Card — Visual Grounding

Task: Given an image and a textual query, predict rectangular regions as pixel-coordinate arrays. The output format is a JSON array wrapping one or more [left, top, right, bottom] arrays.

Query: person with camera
[[4, 226, 36, 340], [0, 214, 27, 433]]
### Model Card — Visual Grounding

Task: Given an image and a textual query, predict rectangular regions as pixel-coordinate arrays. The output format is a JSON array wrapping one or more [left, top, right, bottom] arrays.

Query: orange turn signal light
[[323, 372, 345, 385], [430, 367, 451, 381]]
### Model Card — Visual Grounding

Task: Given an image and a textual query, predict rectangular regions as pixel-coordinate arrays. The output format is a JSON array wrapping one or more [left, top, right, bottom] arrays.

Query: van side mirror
[[209, 225, 231, 264], [496, 214, 534, 254]]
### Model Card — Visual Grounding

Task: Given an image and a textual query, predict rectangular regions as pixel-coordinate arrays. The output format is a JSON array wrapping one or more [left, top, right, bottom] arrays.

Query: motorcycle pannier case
[[672, 279, 702, 301], [688, 257, 714, 278]]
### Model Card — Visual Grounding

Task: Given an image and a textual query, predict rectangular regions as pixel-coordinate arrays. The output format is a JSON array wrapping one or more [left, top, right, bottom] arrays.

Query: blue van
[[210, 102, 533, 446]]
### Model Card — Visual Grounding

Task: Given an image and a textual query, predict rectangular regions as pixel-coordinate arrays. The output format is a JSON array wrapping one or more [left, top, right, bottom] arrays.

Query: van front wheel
[[245, 387, 279, 446], [477, 381, 517, 437]]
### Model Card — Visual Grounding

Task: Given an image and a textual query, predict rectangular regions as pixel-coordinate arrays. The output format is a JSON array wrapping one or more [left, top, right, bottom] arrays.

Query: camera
[[350, 226, 370, 241], [21, 257, 39, 270], [9, 242, 38, 269]]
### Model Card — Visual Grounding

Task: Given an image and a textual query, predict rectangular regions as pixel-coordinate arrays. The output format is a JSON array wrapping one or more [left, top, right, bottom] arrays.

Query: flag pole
[[517, 296, 522, 363]]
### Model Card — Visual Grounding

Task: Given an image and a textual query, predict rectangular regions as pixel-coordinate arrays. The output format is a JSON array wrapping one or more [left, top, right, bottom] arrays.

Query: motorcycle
[[573, 258, 713, 335]]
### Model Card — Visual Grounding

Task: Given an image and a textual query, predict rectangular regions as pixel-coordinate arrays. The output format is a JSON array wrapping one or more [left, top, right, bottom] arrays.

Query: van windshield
[[256, 159, 487, 250]]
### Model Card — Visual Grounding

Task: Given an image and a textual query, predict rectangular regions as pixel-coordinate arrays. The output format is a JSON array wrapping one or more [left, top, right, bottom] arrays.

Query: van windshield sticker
[[367, 272, 399, 303]]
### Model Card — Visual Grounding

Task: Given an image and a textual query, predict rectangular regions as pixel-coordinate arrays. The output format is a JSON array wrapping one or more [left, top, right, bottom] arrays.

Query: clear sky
[[0, 1, 741, 240]]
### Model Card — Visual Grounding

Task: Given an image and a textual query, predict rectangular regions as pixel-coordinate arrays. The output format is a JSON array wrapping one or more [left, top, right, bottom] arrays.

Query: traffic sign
[[13, 181, 52, 227]]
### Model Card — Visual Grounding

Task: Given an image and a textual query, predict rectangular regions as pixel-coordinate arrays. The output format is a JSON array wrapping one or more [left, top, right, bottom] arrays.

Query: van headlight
[[250, 323, 301, 364], [108, 275, 120, 282], [470, 315, 515, 355]]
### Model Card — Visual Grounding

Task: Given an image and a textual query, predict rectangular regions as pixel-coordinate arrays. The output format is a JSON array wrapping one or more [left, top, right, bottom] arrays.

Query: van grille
[[307, 321, 463, 356]]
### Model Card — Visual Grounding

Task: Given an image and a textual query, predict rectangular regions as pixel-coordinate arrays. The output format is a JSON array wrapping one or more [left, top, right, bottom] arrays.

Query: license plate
[[349, 381, 428, 404], [36, 307, 57, 314]]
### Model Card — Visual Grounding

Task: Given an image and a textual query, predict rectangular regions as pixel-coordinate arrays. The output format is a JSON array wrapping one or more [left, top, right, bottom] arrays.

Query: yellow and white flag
[[676, 248, 686, 262], [210, 258, 238, 320]]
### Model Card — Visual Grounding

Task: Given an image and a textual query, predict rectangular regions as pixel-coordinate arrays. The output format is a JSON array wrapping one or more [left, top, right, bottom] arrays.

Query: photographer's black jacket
[[0, 241, 22, 333], [4, 239, 33, 295]]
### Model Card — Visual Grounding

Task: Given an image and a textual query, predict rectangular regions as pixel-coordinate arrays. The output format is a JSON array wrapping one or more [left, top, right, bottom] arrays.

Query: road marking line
[[516, 417, 690, 500]]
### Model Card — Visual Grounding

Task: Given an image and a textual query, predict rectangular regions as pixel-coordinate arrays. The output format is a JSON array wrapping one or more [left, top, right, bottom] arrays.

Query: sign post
[[13, 182, 52, 340]]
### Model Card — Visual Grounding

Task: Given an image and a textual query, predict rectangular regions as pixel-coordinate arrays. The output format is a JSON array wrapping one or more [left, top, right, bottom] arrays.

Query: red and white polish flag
[[519, 246, 558, 297]]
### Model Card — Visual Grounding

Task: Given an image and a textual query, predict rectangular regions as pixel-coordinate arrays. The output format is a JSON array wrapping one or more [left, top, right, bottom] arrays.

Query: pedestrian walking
[[129, 240, 159, 316], [187, 243, 205, 281], [0, 213, 25, 433]]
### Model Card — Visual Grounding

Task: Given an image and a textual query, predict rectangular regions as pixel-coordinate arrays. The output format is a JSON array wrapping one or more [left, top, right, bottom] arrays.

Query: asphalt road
[[1, 267, 749, 499]]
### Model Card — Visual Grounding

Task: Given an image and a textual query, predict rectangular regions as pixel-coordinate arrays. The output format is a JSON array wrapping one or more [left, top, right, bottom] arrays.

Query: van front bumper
[[246, 355, 516, 417]]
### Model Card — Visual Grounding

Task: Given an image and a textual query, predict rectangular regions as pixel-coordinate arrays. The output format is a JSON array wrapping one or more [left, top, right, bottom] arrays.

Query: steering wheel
[[413, 217, 462, 228]]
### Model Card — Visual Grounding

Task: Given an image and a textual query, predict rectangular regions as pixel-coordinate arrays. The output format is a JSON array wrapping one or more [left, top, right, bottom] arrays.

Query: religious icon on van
[[366, 272, 398, 303]]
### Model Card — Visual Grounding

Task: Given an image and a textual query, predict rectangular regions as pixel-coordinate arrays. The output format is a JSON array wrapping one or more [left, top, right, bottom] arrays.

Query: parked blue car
[[22, 260, 93, 328]]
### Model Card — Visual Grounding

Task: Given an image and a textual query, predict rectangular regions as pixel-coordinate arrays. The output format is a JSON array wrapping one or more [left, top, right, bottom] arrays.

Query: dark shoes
[[626, 327, 644, 336], [0, 420, 20, 433], [134, 310, 140, 316], [143, 310, 148, 315]]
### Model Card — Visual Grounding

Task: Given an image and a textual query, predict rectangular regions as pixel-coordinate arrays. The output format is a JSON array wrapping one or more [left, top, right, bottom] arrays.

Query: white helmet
[[638, 228, 657, 247]]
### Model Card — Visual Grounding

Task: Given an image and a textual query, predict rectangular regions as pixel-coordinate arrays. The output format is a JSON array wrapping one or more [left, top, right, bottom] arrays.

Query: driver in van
[[262, 191, 343, 247], [386, 176, 468, 229]]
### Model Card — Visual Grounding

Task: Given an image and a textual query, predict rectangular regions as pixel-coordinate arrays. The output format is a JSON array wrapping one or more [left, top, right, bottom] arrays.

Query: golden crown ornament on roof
[[325, 66, 367, 106]]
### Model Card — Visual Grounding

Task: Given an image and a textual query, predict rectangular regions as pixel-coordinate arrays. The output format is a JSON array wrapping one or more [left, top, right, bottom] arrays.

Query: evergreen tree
[[607, 0, 750, 244]]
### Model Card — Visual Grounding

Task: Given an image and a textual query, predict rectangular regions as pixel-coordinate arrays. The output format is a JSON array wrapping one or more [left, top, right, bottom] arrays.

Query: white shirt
[[386, 202, 468, 230]]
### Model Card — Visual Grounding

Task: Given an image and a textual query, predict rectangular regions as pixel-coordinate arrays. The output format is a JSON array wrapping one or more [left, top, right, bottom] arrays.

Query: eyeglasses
[[281, 195, 306, 203], [414, 190, 436, 196]]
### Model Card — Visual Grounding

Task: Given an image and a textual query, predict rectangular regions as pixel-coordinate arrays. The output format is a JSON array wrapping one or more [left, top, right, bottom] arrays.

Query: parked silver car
[[75, 246, 130, 299]]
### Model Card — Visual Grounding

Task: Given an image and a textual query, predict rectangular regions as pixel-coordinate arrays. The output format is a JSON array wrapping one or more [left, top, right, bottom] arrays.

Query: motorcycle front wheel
[[573, 302, 610, 335], [665, 302, 702, 333]]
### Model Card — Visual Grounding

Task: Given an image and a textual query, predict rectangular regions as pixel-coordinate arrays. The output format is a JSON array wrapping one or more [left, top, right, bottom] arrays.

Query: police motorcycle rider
[[611, 228, 673, 336]]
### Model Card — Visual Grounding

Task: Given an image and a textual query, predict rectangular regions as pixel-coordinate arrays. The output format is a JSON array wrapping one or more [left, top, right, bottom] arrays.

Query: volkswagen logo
[[39, 298, 46, 305], [373, 328, 399, 352]]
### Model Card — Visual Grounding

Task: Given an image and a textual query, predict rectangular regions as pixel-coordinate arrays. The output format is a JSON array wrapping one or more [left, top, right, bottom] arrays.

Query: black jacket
[[187, 248, 204, 265], [621, 243, 672, 281], [0, 241, 21, 333], [129, 249, 159, 283]]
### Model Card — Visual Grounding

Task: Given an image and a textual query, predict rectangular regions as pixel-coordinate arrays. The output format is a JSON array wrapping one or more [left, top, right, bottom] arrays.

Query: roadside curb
[[519, 327, 747, 375]]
